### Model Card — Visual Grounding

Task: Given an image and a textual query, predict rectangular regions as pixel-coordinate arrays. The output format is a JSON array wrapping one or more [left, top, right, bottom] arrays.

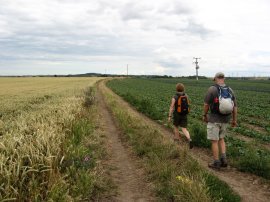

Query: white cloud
[[0, 0, 269, 76]]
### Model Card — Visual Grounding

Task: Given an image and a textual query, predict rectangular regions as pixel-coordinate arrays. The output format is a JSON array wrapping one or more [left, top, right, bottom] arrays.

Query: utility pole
[[193, 57, 201, 80], [127, 64, 129, 77]]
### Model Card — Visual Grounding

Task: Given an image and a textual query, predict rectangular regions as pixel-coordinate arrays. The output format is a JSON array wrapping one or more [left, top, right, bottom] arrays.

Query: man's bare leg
[[219, 138, 226, 154], [211, 140, 219, 160]]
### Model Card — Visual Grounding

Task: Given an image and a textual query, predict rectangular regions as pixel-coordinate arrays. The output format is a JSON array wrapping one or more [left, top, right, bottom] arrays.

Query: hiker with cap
[[203, 72, 237, 169]]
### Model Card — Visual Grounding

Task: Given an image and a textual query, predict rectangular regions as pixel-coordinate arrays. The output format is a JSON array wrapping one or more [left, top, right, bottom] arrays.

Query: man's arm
[[203, 87, 212, 123], [203, 103, 209, 122], [231, 89, 237, 127], [232, 106, 237, 127]]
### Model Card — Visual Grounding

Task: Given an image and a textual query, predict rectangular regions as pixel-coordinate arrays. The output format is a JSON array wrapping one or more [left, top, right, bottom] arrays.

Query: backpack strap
[[227, 86, 233, 99], [174, 92, 185, 100], [213, 84, 232, 98]]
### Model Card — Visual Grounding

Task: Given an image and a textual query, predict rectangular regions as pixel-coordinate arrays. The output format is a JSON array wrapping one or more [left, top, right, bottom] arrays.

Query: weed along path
[[96, 83, 156, 201], [98, 80, 270, 202]]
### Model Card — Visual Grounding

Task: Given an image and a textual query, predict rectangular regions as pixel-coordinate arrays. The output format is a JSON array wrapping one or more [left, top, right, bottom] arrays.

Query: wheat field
[[0, 77, 102, 201]]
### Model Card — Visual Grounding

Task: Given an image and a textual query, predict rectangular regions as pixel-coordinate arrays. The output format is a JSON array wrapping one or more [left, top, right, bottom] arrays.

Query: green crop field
[[107, 78, 270, 179]]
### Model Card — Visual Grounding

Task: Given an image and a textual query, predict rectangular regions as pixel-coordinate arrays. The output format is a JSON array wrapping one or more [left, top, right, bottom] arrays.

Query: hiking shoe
[[189, 140, 193, 149], [208, 161, 221, 170], [220, 158, 228, 167]]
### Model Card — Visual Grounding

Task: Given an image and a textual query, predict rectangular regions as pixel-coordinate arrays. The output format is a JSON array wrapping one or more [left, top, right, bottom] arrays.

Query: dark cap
[[213, 72, 225, 80]]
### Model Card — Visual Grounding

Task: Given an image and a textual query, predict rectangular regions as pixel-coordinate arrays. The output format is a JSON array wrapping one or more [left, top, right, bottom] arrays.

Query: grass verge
[[54, 86, 115, 200]]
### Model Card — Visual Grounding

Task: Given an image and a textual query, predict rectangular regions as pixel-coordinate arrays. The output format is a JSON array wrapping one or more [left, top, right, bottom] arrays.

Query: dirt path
[[191, 148, 270, 202], [99, 80, 270, 202], [96, 84, 156, 202]]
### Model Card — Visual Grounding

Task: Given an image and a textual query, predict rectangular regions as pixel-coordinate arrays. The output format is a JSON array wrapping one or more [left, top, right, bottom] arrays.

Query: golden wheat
[[0, 77, 102, 200]]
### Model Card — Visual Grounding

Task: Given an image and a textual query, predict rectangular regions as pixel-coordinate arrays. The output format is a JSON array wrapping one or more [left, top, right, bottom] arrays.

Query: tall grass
[[190, 123, 211, 148], [58, 87, 114, 200]]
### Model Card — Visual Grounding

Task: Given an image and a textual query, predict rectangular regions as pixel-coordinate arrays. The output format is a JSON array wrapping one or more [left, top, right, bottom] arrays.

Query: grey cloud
[[183, 19, 213, 39], [86, 0, 117, 15], [120, 2, 155, 21], [158, 0, 191, 15], [55, 0, 88, 3], [0, 0, 204, 66], [173, 1, 191, 14], [158, 60, 183, 68], [0, 7, 119, 58], [121, 10, 144, 21], [155, 57, 185, 68], [159, 18, 214, 39], [0, 0, 157, 63], [0, 35, 119, 56], [0, 28, 153, 63]]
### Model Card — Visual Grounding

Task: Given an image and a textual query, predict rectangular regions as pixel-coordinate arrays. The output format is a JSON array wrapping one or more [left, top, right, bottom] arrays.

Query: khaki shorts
[[207, 122, 228, 140]]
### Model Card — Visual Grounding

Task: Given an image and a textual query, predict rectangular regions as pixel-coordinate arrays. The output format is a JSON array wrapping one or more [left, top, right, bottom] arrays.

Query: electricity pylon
[[193, 57, 201, 80]]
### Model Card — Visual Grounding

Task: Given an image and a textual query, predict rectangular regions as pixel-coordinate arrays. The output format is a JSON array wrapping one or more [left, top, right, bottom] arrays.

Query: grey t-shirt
[[204, 84, 237, 123]]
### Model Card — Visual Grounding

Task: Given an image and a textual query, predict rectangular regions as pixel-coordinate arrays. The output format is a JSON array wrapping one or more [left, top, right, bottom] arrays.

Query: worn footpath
[[96, 83, 156, 202]]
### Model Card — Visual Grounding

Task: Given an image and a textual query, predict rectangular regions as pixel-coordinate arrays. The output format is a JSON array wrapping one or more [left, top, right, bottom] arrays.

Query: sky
[[0, 0, 269, 77]]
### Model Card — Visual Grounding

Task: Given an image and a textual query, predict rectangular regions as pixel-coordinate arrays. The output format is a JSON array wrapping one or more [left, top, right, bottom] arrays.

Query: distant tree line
[[0, 73, 269, 80]]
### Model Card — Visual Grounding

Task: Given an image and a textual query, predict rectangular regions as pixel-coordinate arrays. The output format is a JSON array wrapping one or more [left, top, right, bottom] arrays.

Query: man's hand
[[231, 120, 237, 127], [168, 116, 171, 122], [203, 104, 209, 123]]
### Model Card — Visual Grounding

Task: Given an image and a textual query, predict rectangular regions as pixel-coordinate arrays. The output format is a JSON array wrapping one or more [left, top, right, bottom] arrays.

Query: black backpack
[[175, 94, 190, 115]]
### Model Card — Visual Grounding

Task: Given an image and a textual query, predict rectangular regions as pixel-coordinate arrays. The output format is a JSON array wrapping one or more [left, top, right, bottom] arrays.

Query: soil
[[241, 123, 268, 135], [98, 81, 270, 202], [228, 131, 270, 150], [96, 84, 156, 202]]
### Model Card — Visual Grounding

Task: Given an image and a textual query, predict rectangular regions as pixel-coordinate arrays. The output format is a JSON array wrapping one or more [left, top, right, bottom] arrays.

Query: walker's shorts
[[207, 122, 228, 140], [173, 114, 187, 128]]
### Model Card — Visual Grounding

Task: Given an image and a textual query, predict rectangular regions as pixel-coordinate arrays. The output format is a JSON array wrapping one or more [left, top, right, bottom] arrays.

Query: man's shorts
[[207, 122, 228, 140]]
